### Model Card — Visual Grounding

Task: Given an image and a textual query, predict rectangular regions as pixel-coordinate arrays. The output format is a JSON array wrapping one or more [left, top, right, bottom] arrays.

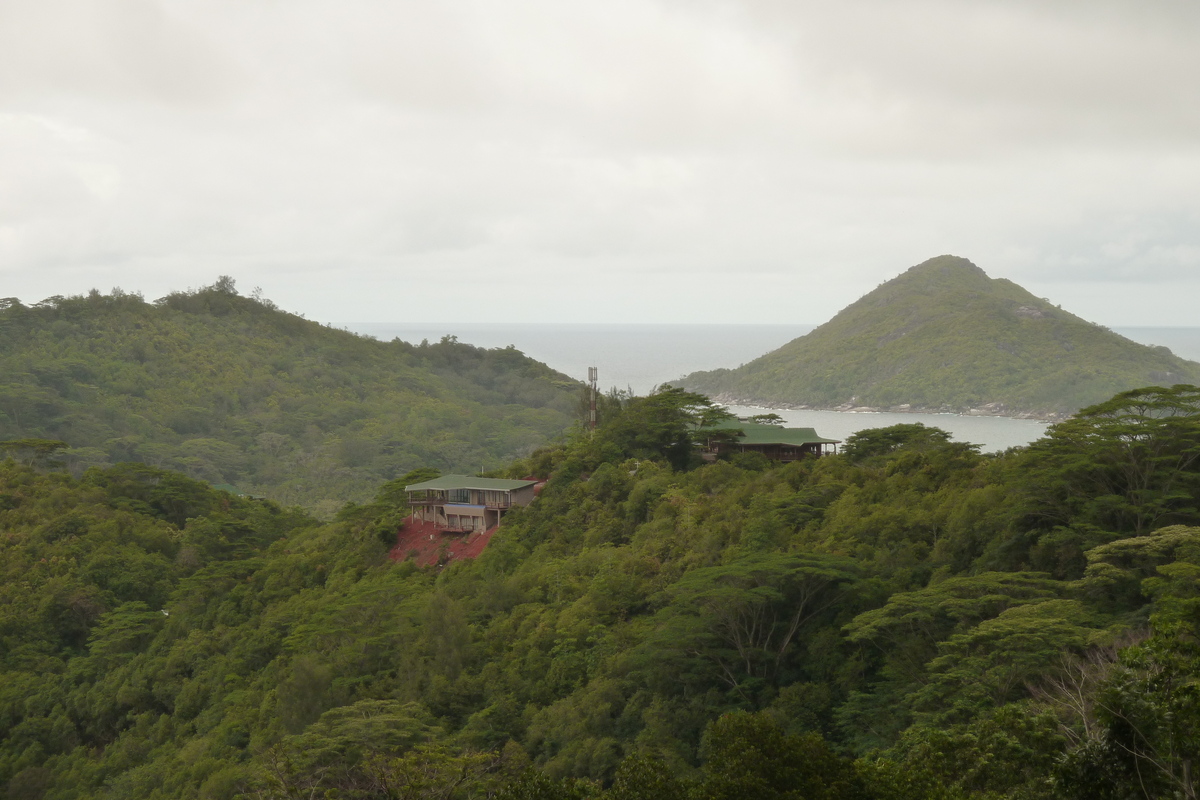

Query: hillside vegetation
[[0, 280, 579, 514], [681, 255, 1200, 417], [3, 383, 1200, 799]]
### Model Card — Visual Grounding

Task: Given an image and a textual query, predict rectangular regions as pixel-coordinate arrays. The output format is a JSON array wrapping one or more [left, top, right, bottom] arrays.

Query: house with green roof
[[700, 419, 839, 462], [405, 475, 539, 533]]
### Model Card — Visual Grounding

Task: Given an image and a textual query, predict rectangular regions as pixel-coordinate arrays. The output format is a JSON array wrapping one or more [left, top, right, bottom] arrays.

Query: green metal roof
[[705, 419, 840, 446], [405, 475, 538, 492]]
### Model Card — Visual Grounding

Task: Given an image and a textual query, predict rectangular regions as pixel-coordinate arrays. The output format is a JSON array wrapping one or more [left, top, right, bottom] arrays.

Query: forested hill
[[0, 280, 579, 513], [3, 384, 1200, 799], [681, 255, 1200, 417]]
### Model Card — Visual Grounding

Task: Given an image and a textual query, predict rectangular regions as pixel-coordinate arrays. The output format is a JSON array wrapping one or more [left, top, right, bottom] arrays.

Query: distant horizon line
[[333, 321, 1200, 330]]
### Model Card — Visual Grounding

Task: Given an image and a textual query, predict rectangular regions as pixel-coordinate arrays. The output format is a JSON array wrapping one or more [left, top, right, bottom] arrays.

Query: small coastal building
[[700, 419, 840, 462], [405, 475, 538, 533]]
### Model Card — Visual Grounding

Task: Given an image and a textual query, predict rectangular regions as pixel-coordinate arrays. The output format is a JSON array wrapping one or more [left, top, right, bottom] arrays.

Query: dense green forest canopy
[[681, 255, 1200, 417], [3, 383, 1200, 799], [0, 281, 580, 515]]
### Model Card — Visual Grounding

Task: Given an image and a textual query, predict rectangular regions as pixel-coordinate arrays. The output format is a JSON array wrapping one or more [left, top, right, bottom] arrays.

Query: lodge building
[[404, 475, 538, 533]]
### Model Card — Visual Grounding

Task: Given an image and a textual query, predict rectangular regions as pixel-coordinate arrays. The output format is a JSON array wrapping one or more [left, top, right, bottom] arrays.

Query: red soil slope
[[388, 515, 500, 567]]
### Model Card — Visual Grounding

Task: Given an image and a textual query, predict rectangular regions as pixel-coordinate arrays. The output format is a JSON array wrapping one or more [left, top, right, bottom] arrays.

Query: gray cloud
[[0, 0, 1197, 324], [735, 0, 1200, 150], [0, 0, 240, 103]]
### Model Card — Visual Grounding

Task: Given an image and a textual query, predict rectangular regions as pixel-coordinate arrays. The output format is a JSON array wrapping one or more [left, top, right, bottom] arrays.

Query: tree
[[1020, 385, 1200, 536], [211, 275, 238, 295], [841, 423, 960, 462], [603, 755, 687, 800], [0, 438, 68, 468], [1058, 601, 1200, 800], [597, 386, 733, 470], [254, 700, 440, 797], [911, 600, 1102, 725], [887, 705, 1065, 799], [694, 711, 867, 800], [844, 572, 1064, 686], [1078, 525, 1200, 611], [495, 769, 598, 800], [642, 553, 859, 699]]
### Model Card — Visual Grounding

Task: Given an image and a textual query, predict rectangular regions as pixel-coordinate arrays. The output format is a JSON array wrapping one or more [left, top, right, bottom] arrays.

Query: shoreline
[[709, 394, 1067, 423]]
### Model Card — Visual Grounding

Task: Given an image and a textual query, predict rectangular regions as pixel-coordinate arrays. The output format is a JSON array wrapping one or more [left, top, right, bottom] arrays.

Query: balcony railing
[[408, 496, 512, 509]]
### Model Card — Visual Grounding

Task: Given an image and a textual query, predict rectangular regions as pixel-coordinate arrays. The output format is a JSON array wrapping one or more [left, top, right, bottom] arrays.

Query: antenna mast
[[588, 367, 598, 432]]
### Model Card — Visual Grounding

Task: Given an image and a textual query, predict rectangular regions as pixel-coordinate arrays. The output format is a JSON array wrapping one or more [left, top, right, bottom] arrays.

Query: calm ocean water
[[345, 322, 1200, 454], [348, 323, 817, 395]]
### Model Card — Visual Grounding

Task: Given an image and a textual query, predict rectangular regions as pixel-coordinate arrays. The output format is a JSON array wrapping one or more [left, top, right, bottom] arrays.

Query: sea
[[343, 322, 1200, 454]]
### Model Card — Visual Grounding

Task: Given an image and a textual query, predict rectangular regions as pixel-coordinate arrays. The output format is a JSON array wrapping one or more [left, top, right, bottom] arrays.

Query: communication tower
[[588, 367, 598, 432]]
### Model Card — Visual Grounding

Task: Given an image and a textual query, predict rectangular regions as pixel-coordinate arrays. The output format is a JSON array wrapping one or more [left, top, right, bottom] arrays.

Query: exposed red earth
[[388, 515, 500, 567]]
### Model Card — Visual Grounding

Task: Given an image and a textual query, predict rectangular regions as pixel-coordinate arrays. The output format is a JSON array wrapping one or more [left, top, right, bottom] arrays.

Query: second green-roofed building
[[700, 418, 840, 462]]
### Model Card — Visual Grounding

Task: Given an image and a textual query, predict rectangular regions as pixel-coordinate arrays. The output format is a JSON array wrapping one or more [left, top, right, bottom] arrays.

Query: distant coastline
[[721, 402, 1053, 453], [709, 393, 1067, 422]]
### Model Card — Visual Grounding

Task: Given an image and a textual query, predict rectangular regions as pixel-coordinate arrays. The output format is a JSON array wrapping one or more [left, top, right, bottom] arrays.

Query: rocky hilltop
[[681, 255, 1200, 419]]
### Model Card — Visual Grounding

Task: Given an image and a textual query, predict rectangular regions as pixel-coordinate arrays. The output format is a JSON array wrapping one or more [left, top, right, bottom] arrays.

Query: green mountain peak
[[902, 253, 989, 279], [681, 255, 1200, 418]]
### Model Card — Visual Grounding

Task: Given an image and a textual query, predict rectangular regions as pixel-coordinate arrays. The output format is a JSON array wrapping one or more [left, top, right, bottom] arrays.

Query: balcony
[[408, 495, 513, 509]]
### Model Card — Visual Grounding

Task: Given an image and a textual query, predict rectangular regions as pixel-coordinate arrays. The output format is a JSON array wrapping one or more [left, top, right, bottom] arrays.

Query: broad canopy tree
[[597, 386, 734, 470], [641, 553, 860, 700], [1020, 384, 1200, 537]]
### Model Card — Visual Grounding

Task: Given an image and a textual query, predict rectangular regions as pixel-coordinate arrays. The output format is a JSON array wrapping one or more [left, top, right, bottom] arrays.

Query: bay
[[723, 405, 1050, 454]]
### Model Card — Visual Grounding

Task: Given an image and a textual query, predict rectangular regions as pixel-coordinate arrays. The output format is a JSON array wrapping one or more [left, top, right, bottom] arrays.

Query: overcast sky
[[2, 0, 1198, 325]]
